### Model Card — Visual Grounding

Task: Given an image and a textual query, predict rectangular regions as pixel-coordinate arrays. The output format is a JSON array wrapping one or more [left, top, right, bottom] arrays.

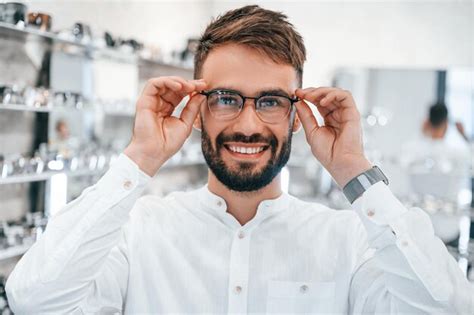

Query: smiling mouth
[[223, 143, 270, 156]]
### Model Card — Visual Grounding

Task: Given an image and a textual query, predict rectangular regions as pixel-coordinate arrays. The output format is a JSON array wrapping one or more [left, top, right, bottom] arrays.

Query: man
[[6, 5, 473, 314], [422, 102, 467, 143], [402, 102, 471, 203]]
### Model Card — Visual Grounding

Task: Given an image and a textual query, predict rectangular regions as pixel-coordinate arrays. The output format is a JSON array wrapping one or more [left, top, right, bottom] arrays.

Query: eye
[[216, 94, 240, 106], [258, 96, 284, 108]]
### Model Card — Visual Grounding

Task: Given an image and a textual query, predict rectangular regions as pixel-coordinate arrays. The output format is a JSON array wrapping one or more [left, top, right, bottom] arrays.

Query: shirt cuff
[[351, 182, 410, 249], [352, 181, 408, 226], [94, 153, 152, 210], [119, 153, 153, 182]]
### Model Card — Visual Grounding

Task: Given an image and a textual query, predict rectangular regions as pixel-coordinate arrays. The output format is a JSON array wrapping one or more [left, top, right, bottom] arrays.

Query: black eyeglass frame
[[199, 89, 300, 124]]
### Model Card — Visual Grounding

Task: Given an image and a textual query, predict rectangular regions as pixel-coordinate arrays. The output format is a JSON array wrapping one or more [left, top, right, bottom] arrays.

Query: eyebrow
[[211, 86, 293, 98]]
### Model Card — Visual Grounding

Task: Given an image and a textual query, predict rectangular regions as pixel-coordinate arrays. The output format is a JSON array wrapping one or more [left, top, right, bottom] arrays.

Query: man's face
[[196, 44, 301, 192]]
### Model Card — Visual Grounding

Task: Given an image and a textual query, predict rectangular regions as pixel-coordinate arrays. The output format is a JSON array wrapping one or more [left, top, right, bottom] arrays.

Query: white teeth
[[228, 146, 265, 154]]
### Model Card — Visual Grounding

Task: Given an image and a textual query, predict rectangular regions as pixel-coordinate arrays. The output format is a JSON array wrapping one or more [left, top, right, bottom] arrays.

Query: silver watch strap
[[342, 166, 389, 204]]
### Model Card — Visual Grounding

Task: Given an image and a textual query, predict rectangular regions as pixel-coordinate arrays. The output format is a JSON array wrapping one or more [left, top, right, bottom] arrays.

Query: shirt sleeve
[[5, 153, 152, 314], [349, 181, 474, 314]]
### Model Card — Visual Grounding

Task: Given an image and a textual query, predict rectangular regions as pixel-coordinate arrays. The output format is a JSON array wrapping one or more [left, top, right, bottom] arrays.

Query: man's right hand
[[124, 76, 207, 176]]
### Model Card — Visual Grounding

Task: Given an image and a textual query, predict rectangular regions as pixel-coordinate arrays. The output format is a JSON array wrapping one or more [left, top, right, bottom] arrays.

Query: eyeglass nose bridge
[[239, 95, 260, 112]]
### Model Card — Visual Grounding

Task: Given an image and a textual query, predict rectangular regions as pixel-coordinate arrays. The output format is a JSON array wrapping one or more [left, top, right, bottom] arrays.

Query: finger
[[180, 94, 206, 129], [296, 87, 336, 104], [142, 77, 183, 98], [160, 78, 207, 105], [319, 90, 352, 108], [170, 77, 208, 97], [323, 110, 342, 129], [161, 90, 186, 107], [140, 78, 206, 110], [295, 100, 320, 143], [169, 77, 199, 96], [297, 88, 338, 115]]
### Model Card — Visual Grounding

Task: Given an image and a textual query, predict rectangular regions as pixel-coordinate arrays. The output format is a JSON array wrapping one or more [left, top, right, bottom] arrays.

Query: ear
[[292, 109, 302, 134], [422, 119, 429, 134], [193, 112, 202, 132]]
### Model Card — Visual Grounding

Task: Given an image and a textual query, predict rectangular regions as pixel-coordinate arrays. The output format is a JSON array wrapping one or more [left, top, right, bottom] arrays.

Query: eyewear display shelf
[[0, 21, 198, 264], [0, 21, 193, 71], [0, 103, 136, 117], [0, 169, 103, 185], [0, 159, 206, 186]]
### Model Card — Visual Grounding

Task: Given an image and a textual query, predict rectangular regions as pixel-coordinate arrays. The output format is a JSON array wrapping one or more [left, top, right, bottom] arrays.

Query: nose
[[231, 98, 264, 136]]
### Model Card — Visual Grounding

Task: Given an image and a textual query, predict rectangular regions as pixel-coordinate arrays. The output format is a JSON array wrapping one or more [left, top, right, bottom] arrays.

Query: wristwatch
[[342, 166, 389, 204]]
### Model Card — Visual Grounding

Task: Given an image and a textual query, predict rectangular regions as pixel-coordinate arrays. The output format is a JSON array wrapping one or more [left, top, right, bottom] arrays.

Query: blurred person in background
[[422, 102, 469, 146], [55, 119, 70, 142], [49, 119, 79, 159], [5, 5, 473, 314], [402, 102, 470, 201]]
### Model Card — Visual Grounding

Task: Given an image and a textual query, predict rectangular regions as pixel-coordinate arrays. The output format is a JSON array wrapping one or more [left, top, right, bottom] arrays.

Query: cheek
[[273, 126, 291, 146]]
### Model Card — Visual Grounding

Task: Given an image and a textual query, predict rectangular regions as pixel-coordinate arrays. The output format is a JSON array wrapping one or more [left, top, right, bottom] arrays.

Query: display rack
[[0, 160, 206, 186], [0, 103, 58, 113], [0, 21, 193, 72], [0, 169, 102, 185], [0, 19, 203, 272], [0, 103, 134, 116]]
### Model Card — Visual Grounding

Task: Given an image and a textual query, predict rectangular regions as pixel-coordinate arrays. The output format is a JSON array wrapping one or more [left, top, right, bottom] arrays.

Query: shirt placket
[[227, 226, 252, 314]]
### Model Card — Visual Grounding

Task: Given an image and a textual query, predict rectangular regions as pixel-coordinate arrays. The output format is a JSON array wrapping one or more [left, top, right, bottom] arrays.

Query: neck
[[207, 171, 283, 226], [429, 125, 447, 139]]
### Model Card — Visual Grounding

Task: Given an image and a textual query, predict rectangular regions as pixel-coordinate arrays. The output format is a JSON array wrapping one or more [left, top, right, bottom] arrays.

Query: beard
[[201, 120, 293, 192]]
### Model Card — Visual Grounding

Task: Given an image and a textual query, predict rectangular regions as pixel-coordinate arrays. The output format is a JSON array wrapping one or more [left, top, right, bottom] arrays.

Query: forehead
[[201, 44, 298, 95]]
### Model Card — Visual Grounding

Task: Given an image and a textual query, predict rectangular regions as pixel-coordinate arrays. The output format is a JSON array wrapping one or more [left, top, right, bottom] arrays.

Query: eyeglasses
[[199, 89, 299, 124]]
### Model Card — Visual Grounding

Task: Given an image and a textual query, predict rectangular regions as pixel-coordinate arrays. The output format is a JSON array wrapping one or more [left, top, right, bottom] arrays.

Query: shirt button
[[300, 284, 308, 293], [123, 179, 133, 190], [366, 209, 375, 217], [238, 231, 245, 239], [217, 200, 222, 207], [401, 240, 409, 247], [234, 286, 242, 294]]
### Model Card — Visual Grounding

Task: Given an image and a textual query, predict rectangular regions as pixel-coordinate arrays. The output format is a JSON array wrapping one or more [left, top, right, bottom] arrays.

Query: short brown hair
[[194, 5, 306, 86]]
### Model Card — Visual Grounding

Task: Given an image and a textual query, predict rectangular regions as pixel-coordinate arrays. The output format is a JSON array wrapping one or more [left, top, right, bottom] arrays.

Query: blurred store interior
[[0, 0, 473, 310]]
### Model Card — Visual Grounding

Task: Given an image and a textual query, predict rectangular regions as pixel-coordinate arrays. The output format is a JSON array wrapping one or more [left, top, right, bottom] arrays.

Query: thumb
[[295, 100, 320, 143], [180, 94, 205, 129]]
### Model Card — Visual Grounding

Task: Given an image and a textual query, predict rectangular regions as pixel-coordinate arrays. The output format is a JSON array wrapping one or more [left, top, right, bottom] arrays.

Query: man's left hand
[[295, 87, 372, 187]]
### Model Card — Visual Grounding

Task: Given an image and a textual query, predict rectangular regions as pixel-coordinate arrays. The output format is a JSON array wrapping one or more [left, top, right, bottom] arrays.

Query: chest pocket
[[266, 280, 336, 314]]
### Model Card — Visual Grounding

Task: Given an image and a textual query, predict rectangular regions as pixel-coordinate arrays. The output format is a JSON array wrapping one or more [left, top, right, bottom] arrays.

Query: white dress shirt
[[5, 153, 474, 314]]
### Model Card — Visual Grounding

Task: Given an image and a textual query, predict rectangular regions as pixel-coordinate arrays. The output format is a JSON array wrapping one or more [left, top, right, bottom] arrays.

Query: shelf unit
[[0, 169, 103, 185], [0, 21, 194, 71], [0, 103, 135, 116], [0, 20, 201, 268], [0, 159, 206, 186], [0, 103, 58, 113]]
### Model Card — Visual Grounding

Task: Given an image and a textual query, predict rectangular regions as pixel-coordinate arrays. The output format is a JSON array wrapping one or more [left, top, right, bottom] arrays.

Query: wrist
[[329, 158, 373, 188], [123, 145, 164, 177]]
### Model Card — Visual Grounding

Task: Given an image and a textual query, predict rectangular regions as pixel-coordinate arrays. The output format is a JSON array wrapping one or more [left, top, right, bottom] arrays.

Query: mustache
[[216, 132, 277, 147]]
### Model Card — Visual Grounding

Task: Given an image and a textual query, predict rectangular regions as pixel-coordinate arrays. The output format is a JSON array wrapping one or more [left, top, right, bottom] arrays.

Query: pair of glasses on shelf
[[199, 89, 300, 124]]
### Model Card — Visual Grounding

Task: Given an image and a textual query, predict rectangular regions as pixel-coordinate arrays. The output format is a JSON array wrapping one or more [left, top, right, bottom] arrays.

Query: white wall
[[210, 0, 473, 86], [24, 0, 472, 86]]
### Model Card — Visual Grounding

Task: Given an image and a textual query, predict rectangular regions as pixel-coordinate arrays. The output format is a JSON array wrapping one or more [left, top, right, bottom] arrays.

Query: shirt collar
[[197, 184, 291, 217]]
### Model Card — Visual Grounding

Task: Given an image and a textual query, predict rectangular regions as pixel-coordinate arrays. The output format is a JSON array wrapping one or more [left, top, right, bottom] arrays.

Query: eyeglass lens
[[207, 91, 292, 123]]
